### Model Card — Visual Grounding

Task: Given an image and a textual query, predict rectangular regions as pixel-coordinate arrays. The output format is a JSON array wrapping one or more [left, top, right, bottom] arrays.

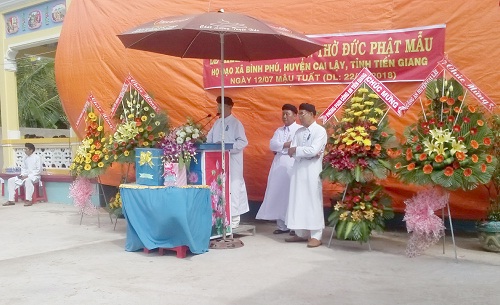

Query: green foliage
[[15, 57, 68, 128]]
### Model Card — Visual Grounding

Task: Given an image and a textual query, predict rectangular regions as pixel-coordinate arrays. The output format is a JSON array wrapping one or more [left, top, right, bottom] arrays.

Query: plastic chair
[[15, 180, 48, 204]]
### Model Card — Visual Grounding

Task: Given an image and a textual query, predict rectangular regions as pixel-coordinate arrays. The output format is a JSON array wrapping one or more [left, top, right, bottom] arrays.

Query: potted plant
[[477, 114, 500, 252]]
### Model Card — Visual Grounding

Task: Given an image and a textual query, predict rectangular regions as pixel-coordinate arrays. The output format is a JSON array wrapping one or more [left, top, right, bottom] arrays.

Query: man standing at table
[[256, 104, 301, 234], [3, 143, 43, 207], [285, 103, 327, 248], [207, 96, 249, 229]]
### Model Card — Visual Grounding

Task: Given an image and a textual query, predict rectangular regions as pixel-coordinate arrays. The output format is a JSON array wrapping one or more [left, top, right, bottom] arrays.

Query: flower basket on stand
[[159, 119, 206, 187], [394, 78, 498, 257], [322, 87, 398, 244]]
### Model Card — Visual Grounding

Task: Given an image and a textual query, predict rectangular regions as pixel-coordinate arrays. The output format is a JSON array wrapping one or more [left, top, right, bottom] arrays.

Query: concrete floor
[[0, 202, 498, 305]]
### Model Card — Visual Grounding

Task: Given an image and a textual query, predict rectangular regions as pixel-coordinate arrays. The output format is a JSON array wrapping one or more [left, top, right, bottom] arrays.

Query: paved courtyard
[[0, 202, 498, 305]]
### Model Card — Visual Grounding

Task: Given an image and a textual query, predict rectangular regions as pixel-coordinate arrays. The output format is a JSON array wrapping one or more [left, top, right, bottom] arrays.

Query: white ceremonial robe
[[256, 122, 301, 223], [286, 121, 327, 230], [207, 114, 249, 217], [7, 153, 42, 201]]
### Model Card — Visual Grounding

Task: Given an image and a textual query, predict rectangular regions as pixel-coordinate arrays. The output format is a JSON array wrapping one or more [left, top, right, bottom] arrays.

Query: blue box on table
[[135, 148, 164, 186]]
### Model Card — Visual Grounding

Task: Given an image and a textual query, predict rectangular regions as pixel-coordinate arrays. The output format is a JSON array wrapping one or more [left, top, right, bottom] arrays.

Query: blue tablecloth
[[120, 184, 212, 254]]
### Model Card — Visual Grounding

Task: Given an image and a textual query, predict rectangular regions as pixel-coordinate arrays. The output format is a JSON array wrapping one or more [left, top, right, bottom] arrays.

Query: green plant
[[484, 114, 500, 221], [16, 56, 68, 128]]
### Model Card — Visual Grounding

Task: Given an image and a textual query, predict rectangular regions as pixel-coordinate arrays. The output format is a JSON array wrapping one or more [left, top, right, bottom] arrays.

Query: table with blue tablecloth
[[119, 184, 212, 256]]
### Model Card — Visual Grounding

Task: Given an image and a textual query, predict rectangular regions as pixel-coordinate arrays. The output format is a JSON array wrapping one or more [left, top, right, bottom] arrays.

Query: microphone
[[202, 114, 218, 130], [194, 113, 212, 124]]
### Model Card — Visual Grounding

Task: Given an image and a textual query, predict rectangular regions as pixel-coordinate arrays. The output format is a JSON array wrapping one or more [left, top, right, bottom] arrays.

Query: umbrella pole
[[220, 33, 227, 241], [210, 33, 244, 250]]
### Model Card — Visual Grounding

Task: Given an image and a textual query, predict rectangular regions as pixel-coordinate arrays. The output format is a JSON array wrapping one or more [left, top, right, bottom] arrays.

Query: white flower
[[192, 133, 199, 139], [185, 126, 193, 133], [186, 137, 191, 142], [176, 137, 184, 144], [180, 131, 186, 138]]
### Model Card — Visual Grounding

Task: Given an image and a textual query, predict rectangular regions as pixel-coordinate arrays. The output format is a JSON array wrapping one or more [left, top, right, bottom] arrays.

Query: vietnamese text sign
[[203, 24, 445, 89]]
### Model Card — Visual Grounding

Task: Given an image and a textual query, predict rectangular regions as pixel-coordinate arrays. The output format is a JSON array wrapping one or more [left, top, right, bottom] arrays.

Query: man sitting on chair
[[3, 143, 43, 207]]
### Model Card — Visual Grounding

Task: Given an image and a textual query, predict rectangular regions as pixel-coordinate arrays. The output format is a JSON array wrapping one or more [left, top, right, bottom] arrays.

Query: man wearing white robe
[[256, 104, 301, 234], [285, 103, 327, 248], [207, 96, 249, 228], [3, 143, 43, 207]]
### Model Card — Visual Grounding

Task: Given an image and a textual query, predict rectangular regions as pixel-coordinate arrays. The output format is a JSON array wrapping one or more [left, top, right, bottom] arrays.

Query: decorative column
[[0, 47, 21, 170]]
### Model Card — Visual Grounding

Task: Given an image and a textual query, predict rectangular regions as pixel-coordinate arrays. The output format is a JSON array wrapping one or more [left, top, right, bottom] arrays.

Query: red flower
[[91, 154, 100, 162], [439, 96, 448, 103], [455, 151, 466, 161], [481, 164, 487, 173], [463, 168, 472, 177], [471, 154, 479, 163], [458, 136, 465, 142], [463, 117, 470, 123], [444, 166, 454, 177], [452, 161, 461, 169], [434, 154, 444, 163], [483, 137, 491, 145], [419, 153, 427, 161], [423, 164, 433, 174], [486, 155, 493, 163], [454, 107, 463, 114], [468, 105, 476, 113], [424, 99, 432, 106], [477, 119, 484, 126], [470, 128, 478, 135], [453, 125, 461, 132], [374, 144, 382, 151], [447, 115, 455, 123], [381, 132, 388, 137], [407, 163, 416, 171], [146, 126, 153, 132], [148, 135, 155, 141], [446, 98, 455, 106], [415, 145, 422, 152], [406, 148, 413, 161], [470, 140, 479, 149], [437, 121, 445, 128]]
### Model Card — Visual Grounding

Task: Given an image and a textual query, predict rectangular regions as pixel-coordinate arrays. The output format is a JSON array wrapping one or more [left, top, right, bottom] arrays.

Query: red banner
[[404, 65, 444, 111], [404, 58, 496, 113], [438, 58, 496, 112], [319, 69, 367, 123], [110, 74, 162, 117], [203, 25, 445, 89], [88, 94, 115, 130], [319, 68, 405, 123], [75, 101, 90, 127]]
